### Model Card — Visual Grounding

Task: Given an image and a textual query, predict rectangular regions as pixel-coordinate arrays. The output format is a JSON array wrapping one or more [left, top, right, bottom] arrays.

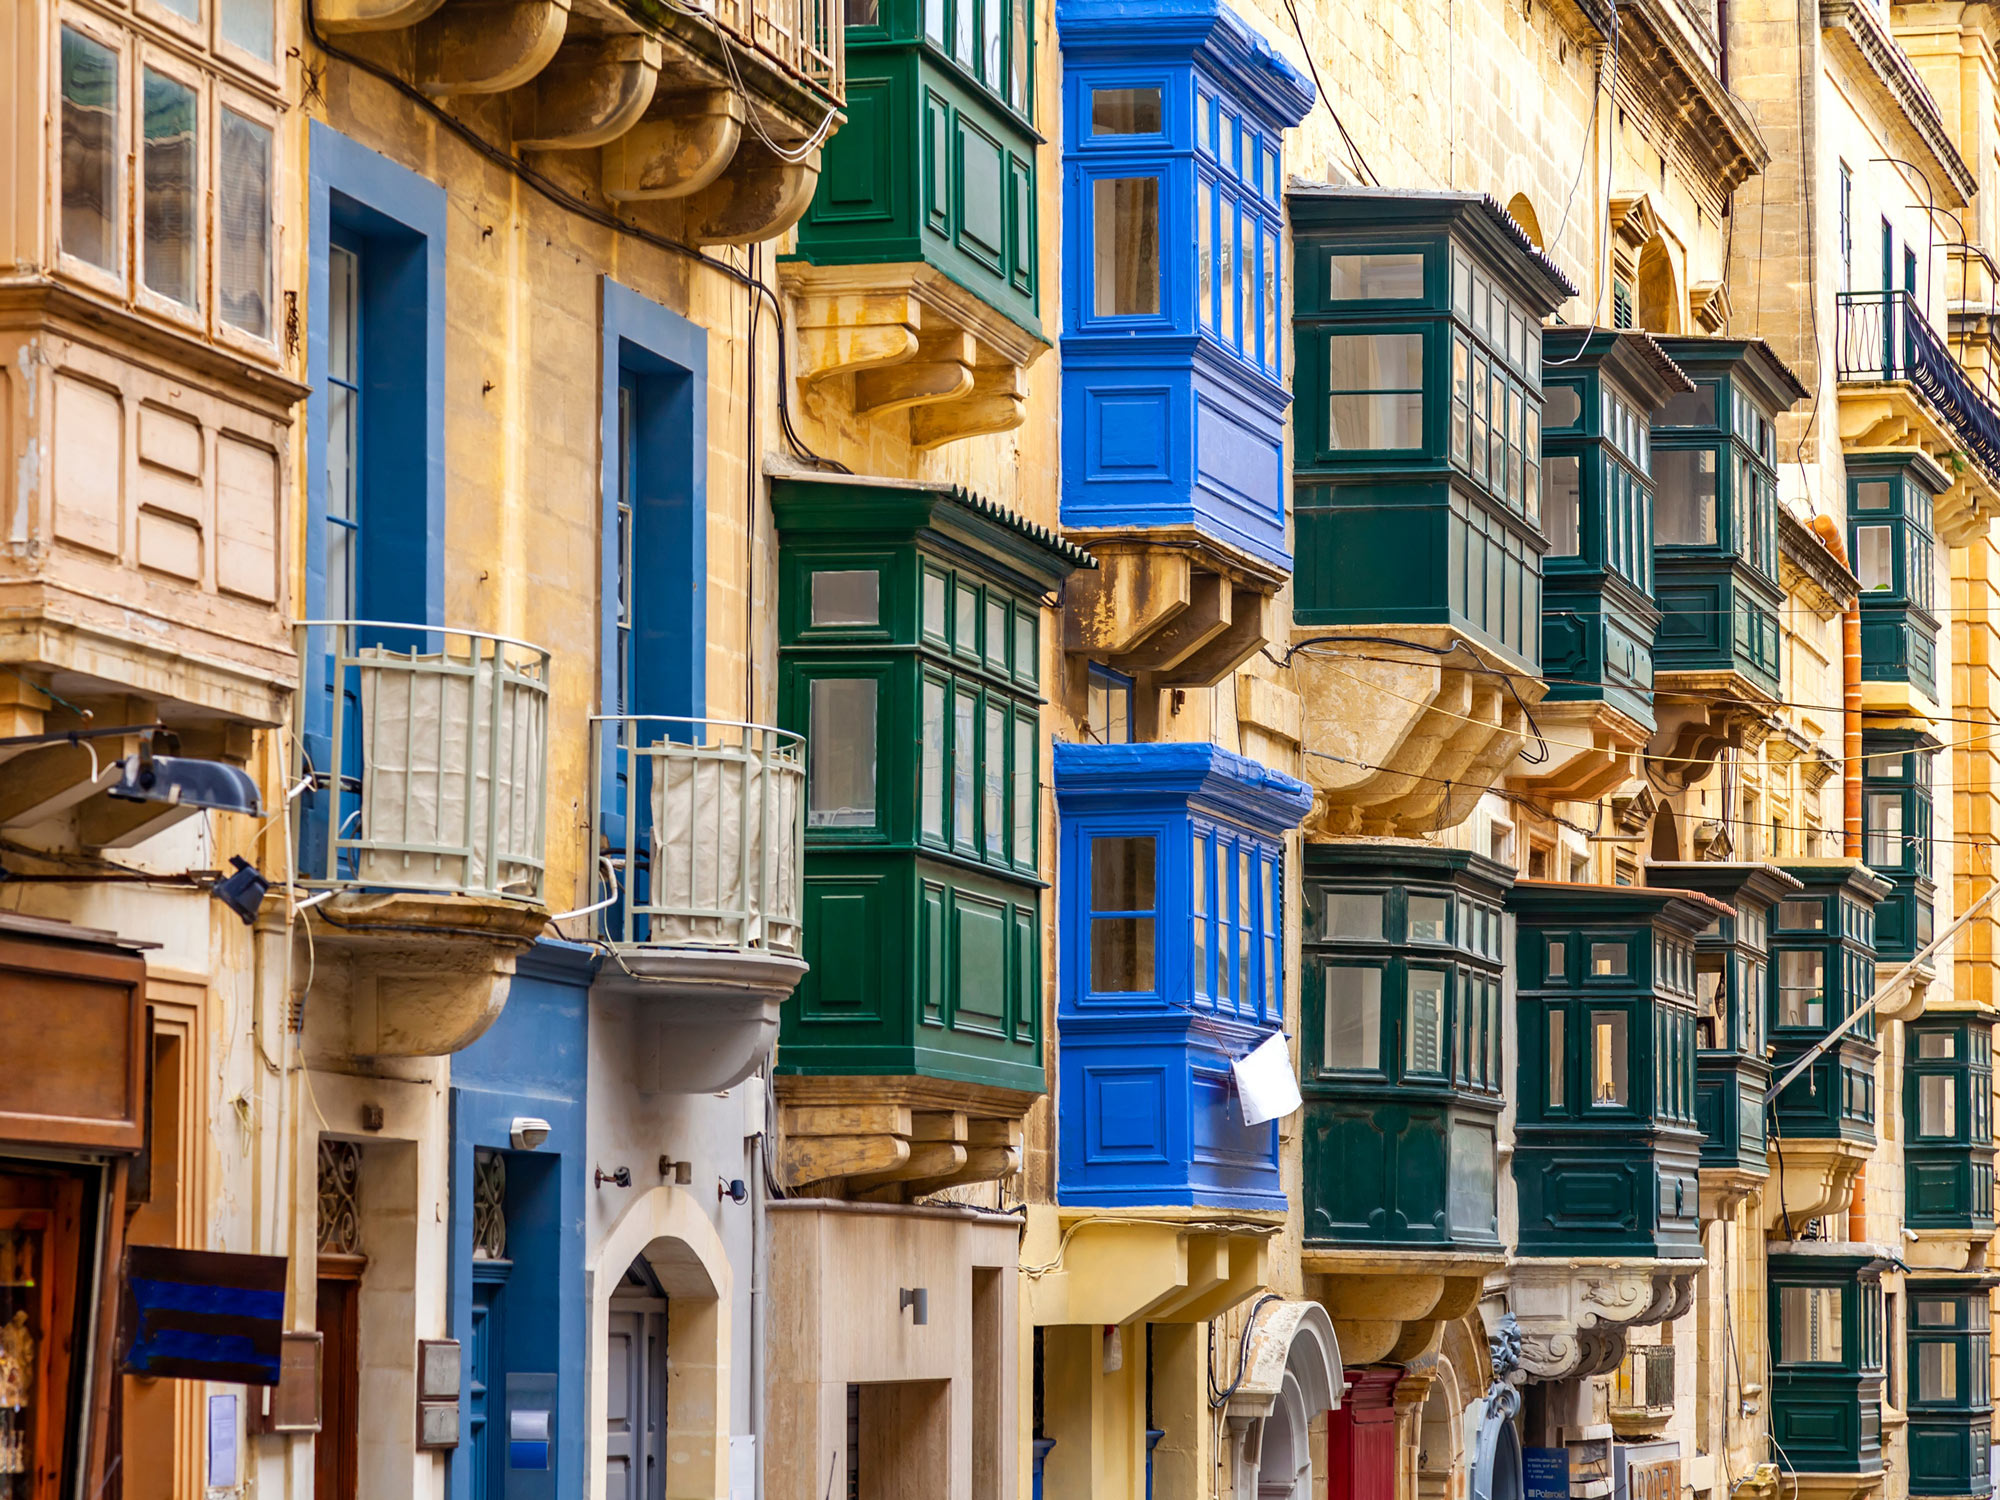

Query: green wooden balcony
[[1768, 1244, 1888, 1478], [1767, 863, 1890, 1147], [1905, 1019, 1996, 1236], [1509, 881, 1719, 1261], [1906, 1279, 1997, 1496], [1862, 728, 1938, 964], [1849, 456, 1942, 706], [1300, 842, 1511, 1251]]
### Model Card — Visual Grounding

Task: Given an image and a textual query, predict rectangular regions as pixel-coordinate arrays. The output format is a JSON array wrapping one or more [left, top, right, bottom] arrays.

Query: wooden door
[[0, 1172, 86, 1500], [604, 1261, 666, 1500], [314, 1262, 362, 1500], [1326, 1368, 1398, 1500]]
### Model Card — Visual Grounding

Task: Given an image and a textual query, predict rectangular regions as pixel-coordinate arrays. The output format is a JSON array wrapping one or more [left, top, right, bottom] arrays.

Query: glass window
[[811, 570, 880, 626], [985, 597, 1008, 669], [1591, 1011, 1628, 1105], [847, 0, 880, 21], [808, 679, 878, 828], [1540, 456, 1582, 556], [1856, 525, 1894, 591], [1866, 792, 1904, 868], [1193, 837, 1210, 996], [221, 0, 275, 59], [1263, 233, 1278, 375], [219, 109, 273, 338], [1408, 894, 1448, 942], [925, 0, 945, 40], [1090, 836, 1156, 992], [60, 27, 119, 273], [1917, 1031, 1957, 1059], [1012, 716, 1034, 863], [1013, 611, 1036, 682], [1543, 381, 1582, 429], [1916, 1297, 1962, 1327], [1658, 385, 1717, 427], [1328, 252, 1424, 301], [1085, 665, 1132, 744], [1408, 969, 1446, 1074], [1198, 189, 1214, 331], [953, 689, 977, 845], [923, 570, 948, 638], [326, 245, 360, 619], [1327, 891, 1383, 940], [1326, 334, 1425, 451], [956, 582, 980, 652], [1091, 86, 1161, 135], [142, 68, 198, 306], [1324, 966, 1382, 1070], [1591, 941, 1628, 977], [982, 701, 1005, 857], [1779, 950, 1826, 1028], [1780, 1285, 1844, 1364], [1854, 479, 1891, 510], [1918, 1074, 1957, 1136], [1917, 1341, 1959, 1402], [1548, 1009, 1566, 1109], [1094, 177, 1161, 317], [981, 0, 1002, 87], [1780, 899, 1826, 931], [921, 679, 946, 840], [1654, 448, 1719, 544]]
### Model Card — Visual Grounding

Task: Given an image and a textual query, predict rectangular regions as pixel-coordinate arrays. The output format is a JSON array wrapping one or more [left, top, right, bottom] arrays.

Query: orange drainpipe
[[1848, 1165, 1867, 1240], [1812, 514, 1865, 860]]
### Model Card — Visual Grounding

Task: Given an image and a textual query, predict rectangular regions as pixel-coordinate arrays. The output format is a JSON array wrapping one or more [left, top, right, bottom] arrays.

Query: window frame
[[212, 83, 281, 357], [53, 9, 131, 300]]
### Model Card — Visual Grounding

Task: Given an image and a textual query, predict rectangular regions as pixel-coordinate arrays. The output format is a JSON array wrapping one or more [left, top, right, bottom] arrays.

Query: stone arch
[[1416, 1358, 1465, 1500], [1227, 1301, 1342, 1500], [1505, 193, 1546, 250], [1637, 237, 1683, 334], [588, 1186, 734, 1500]]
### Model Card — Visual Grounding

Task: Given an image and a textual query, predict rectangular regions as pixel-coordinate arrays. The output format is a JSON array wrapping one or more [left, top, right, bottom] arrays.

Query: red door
[[1327, 1367, 1400, 1500]]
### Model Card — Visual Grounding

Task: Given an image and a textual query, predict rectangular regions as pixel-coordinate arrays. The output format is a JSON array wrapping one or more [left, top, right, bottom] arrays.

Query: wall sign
[[118, 1245, 288, 1386], [1524, 1448, 1571, 1500]]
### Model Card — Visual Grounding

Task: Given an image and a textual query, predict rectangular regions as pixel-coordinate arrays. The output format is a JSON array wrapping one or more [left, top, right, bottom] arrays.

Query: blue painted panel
[[1054, 742, 1309, 1209], [449, 942, 593, 1500]]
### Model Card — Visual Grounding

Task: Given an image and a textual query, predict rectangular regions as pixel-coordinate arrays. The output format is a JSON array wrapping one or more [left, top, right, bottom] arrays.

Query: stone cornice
[[1615, 0, 1770, 197], [1822, 0, 1978, 205]]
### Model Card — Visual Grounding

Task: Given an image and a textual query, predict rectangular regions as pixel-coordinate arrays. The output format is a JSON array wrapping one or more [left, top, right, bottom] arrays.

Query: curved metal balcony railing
[[589, 716, 805, 957], [1834, 290, 2000, 476], [294, 622, 551, 903]]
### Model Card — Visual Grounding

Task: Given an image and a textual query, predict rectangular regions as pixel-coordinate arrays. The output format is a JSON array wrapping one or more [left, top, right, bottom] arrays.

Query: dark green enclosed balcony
[[771, 475, 1091, 1195], [1906, 1278, 1997, 1496], [1538, 328, 1690, 736], [1510, 882, 1718, 1261], [783, 0, 1048, 447], [1768, 1244, 1887, 1478], [1648, 337, 1806, 704], [1767, 863, 1890, 1148], [1647, 862, 1800, 1193], [1849, 456, 1942, 706], [1905, 1018, 1996, 1236], [1862, 728, 1937, 964], [1300, 843, 1511, 1250], [1289, 190, 1575, 671]]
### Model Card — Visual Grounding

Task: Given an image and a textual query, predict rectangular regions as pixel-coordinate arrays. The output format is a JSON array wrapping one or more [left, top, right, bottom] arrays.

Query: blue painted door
[[471, 1264, 511, 1500]]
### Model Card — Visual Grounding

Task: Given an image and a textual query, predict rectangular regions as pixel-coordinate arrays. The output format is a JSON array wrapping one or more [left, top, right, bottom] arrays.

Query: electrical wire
[[1278, 0, 1377, 187]]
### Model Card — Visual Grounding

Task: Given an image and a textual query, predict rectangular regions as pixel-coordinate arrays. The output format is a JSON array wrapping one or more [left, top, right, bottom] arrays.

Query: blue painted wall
[[1056, 0, 1313, 566], [1053, 741, 1312, 1209], [448, 941, 595, 1500]]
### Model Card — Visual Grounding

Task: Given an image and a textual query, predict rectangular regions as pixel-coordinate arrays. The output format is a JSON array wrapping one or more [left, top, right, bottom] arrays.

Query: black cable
[[303, 0, 845, 472], [1278, 0, 1377, 187]]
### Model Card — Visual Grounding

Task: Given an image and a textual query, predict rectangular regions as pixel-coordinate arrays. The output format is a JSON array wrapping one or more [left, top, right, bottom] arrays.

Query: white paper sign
[[729, 1435, 758, 1500], [1232, 1032, 1302, 1127], [206, 1392, 239, 1488]]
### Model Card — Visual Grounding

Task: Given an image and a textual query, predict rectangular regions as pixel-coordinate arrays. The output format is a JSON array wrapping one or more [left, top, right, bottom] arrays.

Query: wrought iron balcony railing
[[589, 716, 804, 957], [1611, 1342, 1676, 1416], [294, 622, 552, 904], [1835, 290, 2000, 476]]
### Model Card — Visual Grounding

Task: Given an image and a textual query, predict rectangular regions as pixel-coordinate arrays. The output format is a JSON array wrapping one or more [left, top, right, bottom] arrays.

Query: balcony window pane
[[1090, 836, 1156, 993], [326, 245, 360, 618], [956, 583, 979, 653], [953, 0, 975, 67], [1780, 899, 1826, 931], [811, 570, 880, 627], [1014, 611, 1036, 682], [1448, 1122, 1496, 1233], [1917, 1341, 1958, 1402], [219, 109, 273, 338], [1012, 717, 1034, 862], [1198, 190, 1214, 331], [1591, 941, 1627, 977], [847, 0, 880, 20], [1240, 208, 1255, 355], [1917, 1032, 1957, 1059], [1324, 966, 1381, 1070], [1866, 792, 1903, 868], [1328, 891, 1383, 940], [1658, 385, 1716, 427], [1238, 847, 1252, 1010], [1591, 1011, 1628, 1105], [1091, 918, 1154, 991], [1327, 335, 1424, 451], [1781, 1286, 1842, 1364], [1407, 969, 1446, 1074], [1091, 835, 1154, 911], [1546, 457, 1582, 555], [1779, 950, 1826, 1027], [1654, 448, 1718, 544], [1094, 177, 1160, 317], [921, 680, 945, 840], [982, 701, 1005, 857], [926, 0, 945, 43], [923, 571, 948, 637], [808, 679, 877, 828], [1091, 86, 1161, 135], [1918, 1074, 1956, 1137], [1328, 251, 1424, 302], [1263, 233, 1277, 374], [1543, 382, 1582, 428], [985, 597, 1008, 669], [1219, 194, 1236, 346], [982, 0, 1002, 87], [1854, 479, 1891, 510], [1547, 1009, 1565, 1108], [1193, 837, 1209, 996], [1856, 525, 1894, 591], [1408, 894, 1448, 942], [142, 69, 198, 306], [1009, 0, 1028, 110], [60, 27, 118, 273], [220, 0, 274, 58], [1916, 1297, 1961, 1327], [953, 690, 976, 843]]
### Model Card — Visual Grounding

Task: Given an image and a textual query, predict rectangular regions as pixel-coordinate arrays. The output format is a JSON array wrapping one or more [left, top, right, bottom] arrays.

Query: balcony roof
[[770, 467, 1097, 578], [1053, 0, 1316, 128], [1542, 326, 1696, 412], [1651, 334, 1814, 410], [1286, 187, 1578, 311], [1052, 740, 1313, 834], [1507, 878, 1731, 937]]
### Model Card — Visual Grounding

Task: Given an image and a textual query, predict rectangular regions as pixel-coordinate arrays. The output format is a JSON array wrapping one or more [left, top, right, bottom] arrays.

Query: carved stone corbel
[[312, 0, 448, 32], [513, 33, 661, 150], [601, 89, 746, 202], [910, 360, 1029, 448], [408, 0, 572, 95], [854, 326, 976, 417], [685, 139, 822, 245]]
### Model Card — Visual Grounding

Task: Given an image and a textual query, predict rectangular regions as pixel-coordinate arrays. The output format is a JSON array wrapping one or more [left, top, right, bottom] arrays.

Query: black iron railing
[[1835, 290, 2000, 476]]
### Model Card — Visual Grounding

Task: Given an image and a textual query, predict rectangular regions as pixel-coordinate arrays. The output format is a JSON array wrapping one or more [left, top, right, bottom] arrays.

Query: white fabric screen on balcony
[[648, 738, 802, 954], [355, 646, 547, 898]]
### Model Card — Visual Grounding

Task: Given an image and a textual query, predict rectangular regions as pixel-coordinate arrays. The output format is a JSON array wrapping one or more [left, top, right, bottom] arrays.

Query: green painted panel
[[801, 879, 888, 1023], [952, 887, 1009, 1031], [956, 115, 1006, 271], [820, 76, 898, 223]]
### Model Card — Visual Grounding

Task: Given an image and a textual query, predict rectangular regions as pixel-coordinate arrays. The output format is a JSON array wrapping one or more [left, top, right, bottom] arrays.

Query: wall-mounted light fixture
[[899, 1288, 928, 1326], [510, 1117, 550, 1150]]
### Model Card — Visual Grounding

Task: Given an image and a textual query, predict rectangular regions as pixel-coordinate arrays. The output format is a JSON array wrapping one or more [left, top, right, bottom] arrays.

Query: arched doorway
[[605, 1255, 668, 1499], [1415, 1361, 1464, 1500], [1637, 238, 1682, 333], [1224, 1302, 1342, 1500], [1257, 1370, 1312, 1500]]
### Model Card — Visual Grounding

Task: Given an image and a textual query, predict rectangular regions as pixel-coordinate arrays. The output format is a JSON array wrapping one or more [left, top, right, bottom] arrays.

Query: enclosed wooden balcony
[[292, 620, 553, 1058], [587, 715, 808, 1092], [313, 0, 842, 246]]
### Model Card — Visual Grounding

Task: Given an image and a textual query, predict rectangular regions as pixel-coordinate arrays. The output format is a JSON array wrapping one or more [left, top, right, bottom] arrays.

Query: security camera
[[510, 1117, 551, 1151]]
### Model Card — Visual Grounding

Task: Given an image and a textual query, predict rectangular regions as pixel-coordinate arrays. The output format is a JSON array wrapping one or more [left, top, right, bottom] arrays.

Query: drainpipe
[[1811, 514, 1865, 859], [1848, 1165, 1867, 1241]]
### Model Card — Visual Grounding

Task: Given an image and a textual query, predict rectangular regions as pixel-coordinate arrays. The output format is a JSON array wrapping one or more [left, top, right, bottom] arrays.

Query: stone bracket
[[1061, 537, 1287, 695], [410, 0, 573, 95], [1511, 1259, 1699, 1381], [774, 1080, 1029, 1200], [1023, 1206, 1279, 1327], [513, 34, 662, 150], [685, 139, 822, 246], [601, 89, 745, 201]]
